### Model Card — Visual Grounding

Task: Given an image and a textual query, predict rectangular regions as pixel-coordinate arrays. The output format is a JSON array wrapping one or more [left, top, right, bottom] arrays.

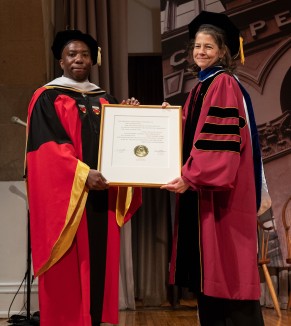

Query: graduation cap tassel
[[97, 47, 101, 66], [239, 36, 245, 65]]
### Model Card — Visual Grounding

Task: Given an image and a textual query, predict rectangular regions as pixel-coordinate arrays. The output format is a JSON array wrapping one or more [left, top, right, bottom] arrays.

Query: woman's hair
[[187, 24, 237, 77]]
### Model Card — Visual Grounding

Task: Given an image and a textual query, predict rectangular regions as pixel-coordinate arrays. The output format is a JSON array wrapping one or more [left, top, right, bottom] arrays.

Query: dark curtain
[[128, 55, 164, 104]]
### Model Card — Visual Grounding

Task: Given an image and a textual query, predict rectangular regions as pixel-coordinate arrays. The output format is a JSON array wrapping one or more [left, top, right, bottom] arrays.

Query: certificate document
[[98, 105, 182, 186]]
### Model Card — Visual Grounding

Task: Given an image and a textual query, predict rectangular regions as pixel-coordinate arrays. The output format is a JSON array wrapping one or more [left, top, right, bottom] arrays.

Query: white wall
[[0, 181, 38, 318], [128, 0, 161, 54]]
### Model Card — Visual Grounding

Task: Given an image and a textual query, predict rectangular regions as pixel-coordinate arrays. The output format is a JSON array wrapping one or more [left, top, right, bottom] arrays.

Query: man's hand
[[161, 101, 170, 108], [86, 169, 109, 190], [121, 97, 140, 106]]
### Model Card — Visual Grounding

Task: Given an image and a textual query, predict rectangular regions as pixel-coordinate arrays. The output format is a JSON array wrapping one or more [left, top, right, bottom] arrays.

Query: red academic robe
[[170, 72, 261, 300], [26, 86, 141, 325]]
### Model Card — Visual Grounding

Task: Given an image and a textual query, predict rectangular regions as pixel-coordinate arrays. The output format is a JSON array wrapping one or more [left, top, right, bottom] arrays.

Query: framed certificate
[[98, 104, 182, 187]]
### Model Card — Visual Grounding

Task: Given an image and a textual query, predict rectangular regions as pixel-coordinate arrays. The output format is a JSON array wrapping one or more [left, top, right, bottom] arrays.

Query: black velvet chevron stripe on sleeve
[[195, 105, 245, 153], [208, 106, 238, 118], [239, 116, 246, 128], [201, 123, 240, 135], [195, 139, 240, 152]]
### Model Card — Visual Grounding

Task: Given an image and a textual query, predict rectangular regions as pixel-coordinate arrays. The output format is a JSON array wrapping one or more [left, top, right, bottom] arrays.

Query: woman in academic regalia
[[162, 11, 266, 326]]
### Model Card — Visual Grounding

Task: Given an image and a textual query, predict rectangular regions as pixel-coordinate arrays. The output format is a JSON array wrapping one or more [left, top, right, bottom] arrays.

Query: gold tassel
[[239, 36, 245, 65], [116, 187, 133, 227], [97, 47, 101, 66]]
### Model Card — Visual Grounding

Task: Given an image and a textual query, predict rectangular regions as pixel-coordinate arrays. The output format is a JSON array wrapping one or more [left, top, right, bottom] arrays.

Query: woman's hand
[[86, 169, 109, 190], [121, 97, 140, 106], [160, 177, 189, 193]]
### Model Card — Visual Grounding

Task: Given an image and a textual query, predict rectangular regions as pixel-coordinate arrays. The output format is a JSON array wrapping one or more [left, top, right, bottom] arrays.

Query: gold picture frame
[[98, 104, 182, 187]]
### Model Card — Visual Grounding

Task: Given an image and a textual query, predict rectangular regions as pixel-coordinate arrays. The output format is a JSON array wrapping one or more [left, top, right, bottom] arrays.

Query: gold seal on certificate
[[134, 145, 149, 157]]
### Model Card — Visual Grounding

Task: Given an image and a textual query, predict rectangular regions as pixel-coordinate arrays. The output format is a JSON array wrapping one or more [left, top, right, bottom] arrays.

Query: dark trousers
[[197, 293, 265, 326]]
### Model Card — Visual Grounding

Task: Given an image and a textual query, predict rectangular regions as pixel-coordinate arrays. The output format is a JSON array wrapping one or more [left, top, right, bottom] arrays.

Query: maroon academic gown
[[169, 70, 261, 300], [26, 84, 142, 325]]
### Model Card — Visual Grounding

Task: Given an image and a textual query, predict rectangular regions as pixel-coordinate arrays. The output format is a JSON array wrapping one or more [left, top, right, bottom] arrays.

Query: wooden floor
[[0, 304, 290, 325], [118, 306, 291, 326]]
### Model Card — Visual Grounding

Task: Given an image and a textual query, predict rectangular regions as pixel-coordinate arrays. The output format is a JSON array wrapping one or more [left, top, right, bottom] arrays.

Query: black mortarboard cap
[[51, 29, 98, 65], [188, 11, 241, 58]]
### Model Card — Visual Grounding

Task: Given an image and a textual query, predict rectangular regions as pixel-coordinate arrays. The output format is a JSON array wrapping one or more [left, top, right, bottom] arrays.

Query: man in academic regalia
[[25, 29, 141, 326]]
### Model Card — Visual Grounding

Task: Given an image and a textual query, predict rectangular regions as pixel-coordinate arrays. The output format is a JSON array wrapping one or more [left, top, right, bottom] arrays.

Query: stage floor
[[0, 305, 290, 325]]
